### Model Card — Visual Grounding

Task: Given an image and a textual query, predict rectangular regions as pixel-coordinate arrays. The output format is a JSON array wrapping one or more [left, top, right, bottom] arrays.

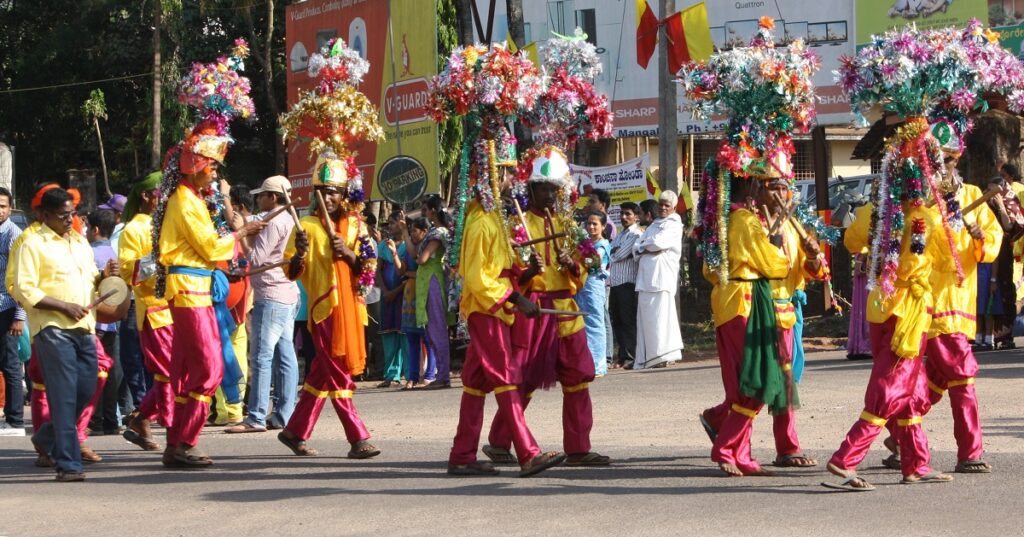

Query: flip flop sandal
[[565, 452, 612, 467], [173, 447, 213, 467], [901, 471, 954, 484], [955, 460, 993, 474], [881, 454, 902, 471], [821, 476, 876, 492], [698, 413, 718, 442], [123, 429, 161, 451], [482, 444, 518, 465], [278, 431, 318, 456], [773, 454, 818, 467], [348, 441, 381, 459], [520, 451, 566, 478], [448, 461, 499, 476]]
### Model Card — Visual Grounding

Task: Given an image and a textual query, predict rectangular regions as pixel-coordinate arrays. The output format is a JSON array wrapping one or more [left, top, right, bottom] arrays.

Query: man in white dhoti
[[632, 191, 684, 369]]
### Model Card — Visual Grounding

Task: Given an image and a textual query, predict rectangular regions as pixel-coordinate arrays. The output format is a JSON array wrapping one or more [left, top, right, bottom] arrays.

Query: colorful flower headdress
[[837, 19, 1024, 127], [684, 17, 819, 282], [428, 44, 543, 269], [679, 17, 819, 181], [280, 37, 383, 213], [524, 28, 613, 149], [153, 39, 254, 298]]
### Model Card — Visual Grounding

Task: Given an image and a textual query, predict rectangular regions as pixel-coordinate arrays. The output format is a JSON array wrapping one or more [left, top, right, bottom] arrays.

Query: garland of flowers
[[356, 232, 377, 298], [943, 191, 964, 232], [864, 118, 959, 296]]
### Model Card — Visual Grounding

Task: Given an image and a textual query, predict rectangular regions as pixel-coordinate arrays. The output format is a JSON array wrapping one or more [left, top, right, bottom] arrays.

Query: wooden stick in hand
[[262, 202, 294, 222], [313, 189, 338, 240], [280, 189, 303, 229]]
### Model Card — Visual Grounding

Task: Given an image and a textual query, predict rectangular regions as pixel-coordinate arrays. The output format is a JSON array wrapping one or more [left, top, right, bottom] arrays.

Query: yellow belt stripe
[[302, 384, 353, 399], [947, 377, 975, 388], [859, 410, 887, 427], [188, 391, 212, 403], [174, 396, 187, 404], [98, 371, 109, 379], [462, 386, 487, 397], [32, 382, 45, 391], [562, 382, 590, 394], [730, 403, 758, 419], [782, 363, 792, 372], [897, 416, 924, 427], [927, 380, 946, 395], [493, 385, 517, 395], [153, 373, 171, 383]]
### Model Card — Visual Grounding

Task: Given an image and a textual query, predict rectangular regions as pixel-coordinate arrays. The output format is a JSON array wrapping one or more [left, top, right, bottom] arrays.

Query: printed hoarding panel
[[285, 0, 439, 206]]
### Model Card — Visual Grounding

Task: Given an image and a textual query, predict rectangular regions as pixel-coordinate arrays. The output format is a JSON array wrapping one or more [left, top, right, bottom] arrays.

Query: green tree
[[81, 88, 111, 198]]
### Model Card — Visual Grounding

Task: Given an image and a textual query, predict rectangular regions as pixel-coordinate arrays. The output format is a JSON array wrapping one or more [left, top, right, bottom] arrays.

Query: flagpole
[[657, 0, 678, 194]]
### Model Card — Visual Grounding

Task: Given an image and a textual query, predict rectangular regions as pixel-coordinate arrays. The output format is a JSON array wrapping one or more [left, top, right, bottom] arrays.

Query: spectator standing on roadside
[[226, 176, 300, 434], [86, 209, 125, 435], [632, 191, 684, 369], [0, 186, 25, 437], [607, 201, 642, 369]]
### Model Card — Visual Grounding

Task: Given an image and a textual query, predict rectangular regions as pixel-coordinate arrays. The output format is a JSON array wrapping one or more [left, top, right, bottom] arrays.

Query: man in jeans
[[227, 176, 299, 433], [0, 186, 26, 437], [14, 188, 118, 481]]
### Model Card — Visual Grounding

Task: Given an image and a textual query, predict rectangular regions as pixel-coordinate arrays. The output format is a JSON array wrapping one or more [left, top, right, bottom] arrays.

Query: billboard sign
[[285, 0, 439, 206]]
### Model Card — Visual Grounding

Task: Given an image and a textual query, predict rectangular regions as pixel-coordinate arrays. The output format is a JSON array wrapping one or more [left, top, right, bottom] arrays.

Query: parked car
[[9, 209, 29, 230], [795, 174, 876, 210]]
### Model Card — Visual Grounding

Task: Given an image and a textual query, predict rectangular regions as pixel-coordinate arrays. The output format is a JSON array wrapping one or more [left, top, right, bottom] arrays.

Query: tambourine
[[91, 277, 130, 323]]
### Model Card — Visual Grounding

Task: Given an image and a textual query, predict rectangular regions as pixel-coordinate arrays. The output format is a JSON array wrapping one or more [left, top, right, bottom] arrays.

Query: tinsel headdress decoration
[[682, 17, 820, 282], [428, 43, 543, 269], [280, 38, 384, 212], [524, 28, 613, 150], [153, 39, 254, 298], [837, 19, 1024, 126], [176, 38, 256, 174]]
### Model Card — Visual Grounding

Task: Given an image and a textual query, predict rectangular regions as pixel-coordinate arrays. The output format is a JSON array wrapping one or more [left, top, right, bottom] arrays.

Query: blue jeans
[[0, 307, 24, 427], [119, 300, 151, 405], [245, 300, 299, 428], [33, 328, 97, 473]]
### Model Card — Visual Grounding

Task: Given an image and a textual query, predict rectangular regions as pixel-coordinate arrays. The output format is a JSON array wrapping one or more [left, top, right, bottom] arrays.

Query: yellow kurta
[[771, 219, 825, 329], [521, 210, 585, 336], [458, 201, 516, 326], [705, 208, 790, 327], [844, 203, 873, 256], [285, 213, 368, 327], [866, 203, 942, 358], [928, 185, 1002, 339], [118, 213, 173, 331], [159, 183, 235, 308]]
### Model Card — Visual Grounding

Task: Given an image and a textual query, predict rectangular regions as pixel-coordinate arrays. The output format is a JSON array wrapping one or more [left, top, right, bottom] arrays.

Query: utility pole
[[657, 0, 678, 192], [151, 2, 162, 169]]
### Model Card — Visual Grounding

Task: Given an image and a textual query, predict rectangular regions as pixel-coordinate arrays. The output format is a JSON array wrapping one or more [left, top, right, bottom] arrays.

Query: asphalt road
[[2, 347, 1022, 537]]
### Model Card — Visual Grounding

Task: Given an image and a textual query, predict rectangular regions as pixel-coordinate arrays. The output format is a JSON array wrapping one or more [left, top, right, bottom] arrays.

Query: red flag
[[636, 0, 659, 69]]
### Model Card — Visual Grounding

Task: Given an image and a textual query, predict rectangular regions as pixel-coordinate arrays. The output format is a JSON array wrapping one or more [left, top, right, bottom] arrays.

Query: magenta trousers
[[168, 303, 223, 447], [285, 318, 370, 444], [707, 317, 800, 472], [136, 319, 175, 428], [829, 317, 933, 477]]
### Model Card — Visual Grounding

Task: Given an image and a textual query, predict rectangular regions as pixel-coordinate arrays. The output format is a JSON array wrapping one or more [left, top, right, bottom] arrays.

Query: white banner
[[571, 153, 655, 224]]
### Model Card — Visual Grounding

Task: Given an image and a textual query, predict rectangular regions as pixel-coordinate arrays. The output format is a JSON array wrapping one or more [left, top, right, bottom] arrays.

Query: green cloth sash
[[740, 279, 798, 415]]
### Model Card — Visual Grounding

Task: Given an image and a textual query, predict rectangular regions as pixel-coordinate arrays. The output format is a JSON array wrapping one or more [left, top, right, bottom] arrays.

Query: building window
[[548, 0, 576, 34], [792, 140, 815, 180], [575, 9, 596, 44], [870, 156, 883, 174]]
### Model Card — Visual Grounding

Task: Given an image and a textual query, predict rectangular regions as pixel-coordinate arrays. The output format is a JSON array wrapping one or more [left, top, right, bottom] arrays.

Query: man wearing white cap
[[226, 176, 300, 433]]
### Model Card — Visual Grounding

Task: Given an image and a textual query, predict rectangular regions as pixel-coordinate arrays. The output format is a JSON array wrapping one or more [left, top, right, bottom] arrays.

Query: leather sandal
[[278, 431, 318, 456], [520, 451, 566, 477]]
